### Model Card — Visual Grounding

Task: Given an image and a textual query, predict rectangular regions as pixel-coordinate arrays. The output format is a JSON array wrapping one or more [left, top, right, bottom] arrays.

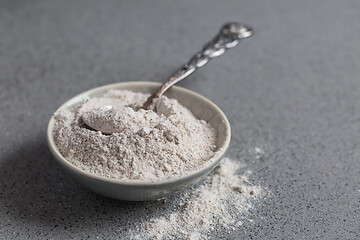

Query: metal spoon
[[82, 22, 253, 134], [141, 22, 253, 109]]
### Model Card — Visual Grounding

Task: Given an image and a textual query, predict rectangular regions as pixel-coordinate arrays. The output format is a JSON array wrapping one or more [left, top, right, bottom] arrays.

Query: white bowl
[[47, 81, 231, 201]]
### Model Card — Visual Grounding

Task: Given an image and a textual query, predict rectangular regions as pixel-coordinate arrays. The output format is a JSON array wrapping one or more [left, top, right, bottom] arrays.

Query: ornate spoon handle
[[141, 22, 253, 109]]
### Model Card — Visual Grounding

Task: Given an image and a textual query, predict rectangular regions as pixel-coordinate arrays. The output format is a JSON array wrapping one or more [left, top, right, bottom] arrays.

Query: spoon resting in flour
[[82, 22, 253, 134]]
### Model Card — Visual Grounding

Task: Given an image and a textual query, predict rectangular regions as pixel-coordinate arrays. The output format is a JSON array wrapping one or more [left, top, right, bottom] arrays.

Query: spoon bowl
[[47, 81, 231, 201]]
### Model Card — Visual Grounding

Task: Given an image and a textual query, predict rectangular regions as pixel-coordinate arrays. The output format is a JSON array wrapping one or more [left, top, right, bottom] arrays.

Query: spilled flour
[[132, 157, 262, 240], [53, 90, 217, 180]]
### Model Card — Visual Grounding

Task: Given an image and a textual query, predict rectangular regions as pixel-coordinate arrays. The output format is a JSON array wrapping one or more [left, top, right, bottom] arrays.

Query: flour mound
[[53, 90, 217, 180]]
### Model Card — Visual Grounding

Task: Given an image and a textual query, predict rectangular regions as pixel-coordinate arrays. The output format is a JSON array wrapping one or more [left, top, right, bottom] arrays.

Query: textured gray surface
[[1, 0, 360, 239]]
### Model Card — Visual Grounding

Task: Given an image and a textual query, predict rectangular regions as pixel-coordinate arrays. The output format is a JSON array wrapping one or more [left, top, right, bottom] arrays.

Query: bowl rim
[[47, 81, 231, 186]]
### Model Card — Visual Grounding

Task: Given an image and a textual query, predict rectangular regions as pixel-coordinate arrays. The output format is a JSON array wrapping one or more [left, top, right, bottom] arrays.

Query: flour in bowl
[[52, 90, 217, 180]]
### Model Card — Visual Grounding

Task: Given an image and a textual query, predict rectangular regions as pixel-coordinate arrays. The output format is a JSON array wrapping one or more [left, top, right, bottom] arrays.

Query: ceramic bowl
[[47, 81, 231, 201]]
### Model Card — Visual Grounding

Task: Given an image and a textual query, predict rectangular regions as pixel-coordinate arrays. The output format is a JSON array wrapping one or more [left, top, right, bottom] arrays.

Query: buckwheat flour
[[53, 90, 217, 180], [132, 157, 262, 240]]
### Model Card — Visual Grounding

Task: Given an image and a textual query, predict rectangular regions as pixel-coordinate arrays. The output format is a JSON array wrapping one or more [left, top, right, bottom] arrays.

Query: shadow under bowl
[[47, 81, 231, 201]]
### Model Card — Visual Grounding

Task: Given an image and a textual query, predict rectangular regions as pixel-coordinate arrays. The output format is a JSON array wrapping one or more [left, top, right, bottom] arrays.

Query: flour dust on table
[[131, 157, 263, 240]]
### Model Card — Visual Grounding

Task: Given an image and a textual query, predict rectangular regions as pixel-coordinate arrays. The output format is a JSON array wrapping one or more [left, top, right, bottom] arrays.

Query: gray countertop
[[1, 0, 359, 239]]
